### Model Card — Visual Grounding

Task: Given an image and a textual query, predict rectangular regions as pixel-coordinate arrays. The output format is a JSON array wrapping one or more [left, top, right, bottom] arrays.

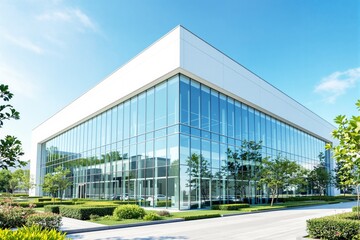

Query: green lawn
[[89, 200, 344, 225]]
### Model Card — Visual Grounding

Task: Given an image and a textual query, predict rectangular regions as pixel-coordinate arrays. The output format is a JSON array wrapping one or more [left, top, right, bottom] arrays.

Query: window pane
[[211, 89, 219, 133], [130, 97, 137, 137], [201, 85, 211, 131], [123, 101, 130, 139], [241, 104, 248, 141], [180, 75, 190, 125], [155, 82, 167, 130], [190, 80, 200, 128], [146, 88, 154, 132], [227, 98, 234, 138], [138, 92, 146, 135], [219, 94, 227, 136], [168, 75, 179, 125]]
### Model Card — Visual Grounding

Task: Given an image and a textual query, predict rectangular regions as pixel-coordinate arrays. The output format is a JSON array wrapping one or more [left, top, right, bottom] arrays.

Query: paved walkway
[[61, 217, 105, 232], [66, 201, 356, 240]]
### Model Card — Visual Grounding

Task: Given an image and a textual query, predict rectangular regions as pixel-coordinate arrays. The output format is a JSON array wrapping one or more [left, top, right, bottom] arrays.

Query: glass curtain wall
[[41, 73, 330, 209]]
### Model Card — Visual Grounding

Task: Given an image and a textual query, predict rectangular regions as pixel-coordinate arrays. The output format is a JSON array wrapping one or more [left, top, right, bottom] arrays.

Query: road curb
[[64, 218, 184, 234]]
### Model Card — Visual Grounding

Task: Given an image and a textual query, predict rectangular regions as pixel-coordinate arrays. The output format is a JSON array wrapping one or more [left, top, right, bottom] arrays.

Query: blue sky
[[0, 0, 359, 162]]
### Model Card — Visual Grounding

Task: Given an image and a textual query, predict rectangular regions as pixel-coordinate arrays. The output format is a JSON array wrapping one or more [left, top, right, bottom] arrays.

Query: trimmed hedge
[[307, 212, 360, 240], [35, 198, 53, 202], [59, 205, 117, 220], [183, 214, 221, 221], [211, 203, 250, 210], [17, 201, 74, 208], [282, 195, 356, 202], [156, 200, 171, 207], [44, 205, 61, 214]]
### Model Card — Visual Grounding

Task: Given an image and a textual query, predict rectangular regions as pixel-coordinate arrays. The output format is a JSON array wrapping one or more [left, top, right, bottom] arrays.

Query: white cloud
[[314, 67, 360, 103], [36, 8, 97, 32], [2, 33, 44, 55]]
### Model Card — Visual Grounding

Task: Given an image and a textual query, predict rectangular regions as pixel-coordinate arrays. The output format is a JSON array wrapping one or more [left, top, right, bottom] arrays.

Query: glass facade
[[41, 74, 330, 209]]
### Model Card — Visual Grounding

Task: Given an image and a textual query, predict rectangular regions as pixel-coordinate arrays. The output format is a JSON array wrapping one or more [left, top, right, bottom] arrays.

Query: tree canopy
[[259, 155, 305, 206], [0, 84, 25, 169]]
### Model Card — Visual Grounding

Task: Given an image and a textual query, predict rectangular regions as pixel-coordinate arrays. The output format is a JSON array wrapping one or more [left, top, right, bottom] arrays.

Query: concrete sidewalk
[[61, 216, 184, 234], [61, 217, 105, 232]]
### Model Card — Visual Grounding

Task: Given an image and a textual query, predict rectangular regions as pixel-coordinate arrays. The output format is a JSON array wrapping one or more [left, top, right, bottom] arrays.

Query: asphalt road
[[67, 201, 356, 240]]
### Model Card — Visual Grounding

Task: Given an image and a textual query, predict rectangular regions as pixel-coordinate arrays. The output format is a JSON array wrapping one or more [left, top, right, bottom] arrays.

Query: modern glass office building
[[31, 26, 335, 209]]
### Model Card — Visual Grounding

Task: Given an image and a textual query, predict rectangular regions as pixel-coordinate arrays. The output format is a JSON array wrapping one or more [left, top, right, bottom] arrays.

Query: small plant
[[144, 212, 161, 221], [113, 204, 145, 220], [25, 212, 62, 230], [90, 214, 100, 221], [157, 210, 170, 217], [0, 225, 68, 239], [99, 215, 113, 221]]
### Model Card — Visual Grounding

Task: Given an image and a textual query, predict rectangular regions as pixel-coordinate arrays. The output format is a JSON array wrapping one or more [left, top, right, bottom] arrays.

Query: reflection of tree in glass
[[308, 152, 332, 197], [186, 153, 212, 202], [225, 140, 263, 202]]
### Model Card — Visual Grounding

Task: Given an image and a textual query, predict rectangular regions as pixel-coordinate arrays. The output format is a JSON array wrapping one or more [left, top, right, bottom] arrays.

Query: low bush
[[60, 206, 117, 220], [143, 212, 161, 221], [0, 204, 34, 228], [157, 210, 170, 217], [25, 212, 62, 230], [16, 201, 73, 208], [90, 214, 100, 221], [44, 205, 60, 214], [353, 206, 360, 212], [0, 225, 68, 240], [112, 200, 138, 205], [156, 200, 171, 207], [307, 212, 360, 240], [183, 214, 221, 221], [113, 205, 145, 220], [212, 203, 250, 210]]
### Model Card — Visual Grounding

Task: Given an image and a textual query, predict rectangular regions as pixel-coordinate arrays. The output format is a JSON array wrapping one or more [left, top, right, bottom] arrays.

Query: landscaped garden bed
[[306, 206, 360, 240]]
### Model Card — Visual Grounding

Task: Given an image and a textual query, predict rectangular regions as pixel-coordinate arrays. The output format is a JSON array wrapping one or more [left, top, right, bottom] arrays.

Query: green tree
[[308, 153, 332, 197], [42, 166, 71, 200], [259, 155, 304, 206], [0, 84, 25, 169], [334, 159, 354, 195], [327, 99, 360, 216], [0, 169, 11, 192]]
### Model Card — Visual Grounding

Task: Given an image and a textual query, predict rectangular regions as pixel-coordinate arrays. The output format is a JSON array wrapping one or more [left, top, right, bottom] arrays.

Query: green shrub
[[307, 212, 360, 240], [211, 205, 220, 210], [59, 206, 117, 220], [89, 214, 100, 221], [0, 225, 68, 240], [44, 205, 60, 214], [183, 214, 221, 221], [213, 203, 250, 210], [353, 206, 360, 212], [0, 204, 35, 228], [143, 212, 161, 221], [157, 210, 170, 217], [156, 200, 171, 207], [113, 205, 145, 220], [112, 200, 138, 205], [16, 201, 73, 208], [25, 213, 62, 230]]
